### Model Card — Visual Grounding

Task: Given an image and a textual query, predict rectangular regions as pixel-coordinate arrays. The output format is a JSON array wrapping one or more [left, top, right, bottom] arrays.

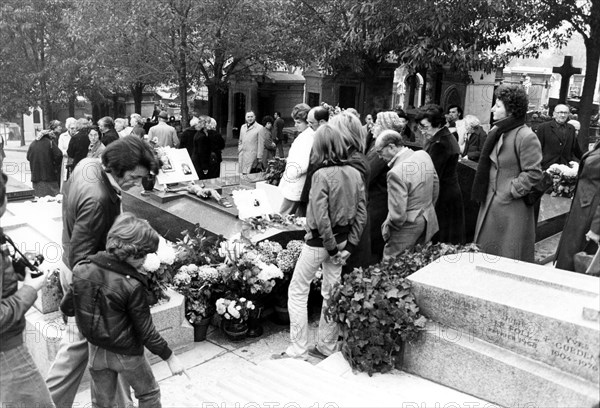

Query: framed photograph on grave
[[231, 188, 273, 219], [155, 147, 198, 185]]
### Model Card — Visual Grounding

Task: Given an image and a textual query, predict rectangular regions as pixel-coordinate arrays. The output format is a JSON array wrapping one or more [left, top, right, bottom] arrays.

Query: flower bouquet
[[217, 237, 284, 298], [264, 157, 286, 186], [143, 237, 178, 303], [547, 162, 579, 198], [216, 296, 256, 341], [172, 264, 222, 325]]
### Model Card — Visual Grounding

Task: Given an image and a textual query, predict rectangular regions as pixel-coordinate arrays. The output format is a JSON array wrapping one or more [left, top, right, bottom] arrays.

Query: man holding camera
[[0, 171, 54, 406]]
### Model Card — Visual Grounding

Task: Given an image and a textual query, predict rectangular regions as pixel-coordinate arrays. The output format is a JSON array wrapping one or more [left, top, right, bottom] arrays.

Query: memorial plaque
[[403, 253, 600, 407]]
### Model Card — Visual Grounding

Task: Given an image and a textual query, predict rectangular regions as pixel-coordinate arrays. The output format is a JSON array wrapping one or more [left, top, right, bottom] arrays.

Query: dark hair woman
[[471, 84, 542, 262], [416, 104, 465, 245]]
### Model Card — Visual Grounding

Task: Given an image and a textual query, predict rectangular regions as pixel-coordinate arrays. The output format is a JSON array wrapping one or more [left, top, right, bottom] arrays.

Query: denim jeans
[[47, 265, 132, 408], [88, 344, 161, 408], [286, 242, 345, 358], [0, 344, 55, 407]]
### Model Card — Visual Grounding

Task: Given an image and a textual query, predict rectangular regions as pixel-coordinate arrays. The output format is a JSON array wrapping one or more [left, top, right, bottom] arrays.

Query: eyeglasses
[[555, 111, 569, 115], [418, 123, 431, 130], [375, 143, 391, 155]]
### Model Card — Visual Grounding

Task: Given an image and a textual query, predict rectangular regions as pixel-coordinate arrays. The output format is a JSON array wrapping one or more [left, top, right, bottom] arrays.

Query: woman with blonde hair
[[280, 124, 367, 360], [328, 111, 371, 272]]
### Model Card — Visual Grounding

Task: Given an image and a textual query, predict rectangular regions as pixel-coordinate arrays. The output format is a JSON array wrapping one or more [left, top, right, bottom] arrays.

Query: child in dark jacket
[[61, 213, 184, 408]]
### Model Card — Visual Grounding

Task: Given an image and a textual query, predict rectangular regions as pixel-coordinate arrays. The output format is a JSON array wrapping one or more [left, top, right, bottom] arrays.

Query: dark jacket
[[273, 117, 285, 143], [425, 127, 466, 244], [555, 143, 600, 271], [536, 120, 582, 170], [61, 159, 121, 270], [463, 125, 487, 162], [366, 144, 389, 260], [0, 246, 38, 351], [61, 252, 172, 361], [101, 128, 119, 147], [192, 129, 211, 179], [207, 129, 225, 179], [179, 127, 196, 159], [27, 133, 62, 182], [67, 128, 91, 170]]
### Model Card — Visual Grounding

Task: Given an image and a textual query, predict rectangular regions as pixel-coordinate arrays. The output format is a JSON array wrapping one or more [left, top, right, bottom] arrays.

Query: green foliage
[[326, 242, 479, 375]]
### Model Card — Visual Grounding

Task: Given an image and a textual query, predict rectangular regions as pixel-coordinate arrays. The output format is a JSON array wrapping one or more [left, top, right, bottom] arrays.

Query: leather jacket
[[61, 159, 121, 270], [61, 252, 172, 361]]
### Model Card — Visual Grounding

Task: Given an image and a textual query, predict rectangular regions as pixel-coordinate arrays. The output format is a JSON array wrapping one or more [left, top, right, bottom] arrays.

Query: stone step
[[404, 321, 599, 408], [534, 231, 561, 264], [408, 253, 600, 383]]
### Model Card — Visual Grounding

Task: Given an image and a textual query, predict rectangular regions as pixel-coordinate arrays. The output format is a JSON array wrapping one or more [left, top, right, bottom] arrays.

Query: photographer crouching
[[0, 170, 55, 407]]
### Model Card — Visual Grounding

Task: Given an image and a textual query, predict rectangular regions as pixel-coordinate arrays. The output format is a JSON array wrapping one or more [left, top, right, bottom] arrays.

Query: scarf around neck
[[471, 115, 526, 203]]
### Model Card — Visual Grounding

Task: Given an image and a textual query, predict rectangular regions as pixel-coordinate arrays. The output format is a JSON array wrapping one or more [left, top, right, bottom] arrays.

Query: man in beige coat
[[238, 111, 264, 174], [377, 130, 439, 261]]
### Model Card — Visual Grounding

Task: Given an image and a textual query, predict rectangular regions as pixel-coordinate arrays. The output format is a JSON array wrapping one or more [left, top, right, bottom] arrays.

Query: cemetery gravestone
[[403, 252, 599, 408]]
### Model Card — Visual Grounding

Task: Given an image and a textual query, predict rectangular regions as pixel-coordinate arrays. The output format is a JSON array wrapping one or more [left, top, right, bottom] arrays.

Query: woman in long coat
[[555, 141, 600, 271], [416, 105, 465, 244], [472, 85, 543, 262]]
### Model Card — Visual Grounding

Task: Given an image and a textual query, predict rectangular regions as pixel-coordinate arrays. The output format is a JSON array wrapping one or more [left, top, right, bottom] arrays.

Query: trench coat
[[555, 143, 600, 271], [238, 122, 264, 174], [474, 125, 543, 262]]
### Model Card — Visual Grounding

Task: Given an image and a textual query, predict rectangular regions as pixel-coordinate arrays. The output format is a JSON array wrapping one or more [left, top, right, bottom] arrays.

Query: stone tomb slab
[[407, 253, 599, 383], [404, 321, 599, 408]]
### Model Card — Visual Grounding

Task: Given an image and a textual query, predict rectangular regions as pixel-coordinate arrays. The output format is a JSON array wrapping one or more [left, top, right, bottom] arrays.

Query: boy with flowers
[[60, 213, 185, 408]]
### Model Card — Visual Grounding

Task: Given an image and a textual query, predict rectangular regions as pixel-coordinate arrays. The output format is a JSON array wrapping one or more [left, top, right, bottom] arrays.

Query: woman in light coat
[[472, 85, 543, 262]]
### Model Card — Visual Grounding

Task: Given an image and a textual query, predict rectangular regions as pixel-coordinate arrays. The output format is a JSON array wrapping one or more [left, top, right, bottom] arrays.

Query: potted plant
[[326, 242, 480, 375], [143, 237, 178, 304], [172, 264, 221, 341], [269, 240, 304, 324], [215, 297, 255, 341], [217, 237, 284, 337]]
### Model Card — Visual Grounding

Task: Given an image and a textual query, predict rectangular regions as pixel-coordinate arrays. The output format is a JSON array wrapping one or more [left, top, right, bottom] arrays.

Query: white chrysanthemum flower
[[215, 298, 227, 315], [227, 302, 240, 319], [143, 253, 161, 272], [157, 238, 176, 265]]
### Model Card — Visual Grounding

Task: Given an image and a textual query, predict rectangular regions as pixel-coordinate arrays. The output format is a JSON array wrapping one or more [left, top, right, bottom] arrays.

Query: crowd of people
[[25, 111, 227, 197], [2, 83, 599, 406]]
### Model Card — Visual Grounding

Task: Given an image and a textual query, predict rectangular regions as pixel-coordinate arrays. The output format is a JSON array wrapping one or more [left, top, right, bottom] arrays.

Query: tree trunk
[[130, 82, 144, 114], [68, 94, 76, 117], [178, 23, 189, 128], [578, 6, 600, 150], [208, 83, 228, 133]]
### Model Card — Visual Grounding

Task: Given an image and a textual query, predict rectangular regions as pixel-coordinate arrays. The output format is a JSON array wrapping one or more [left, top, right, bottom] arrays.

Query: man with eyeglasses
[[376, 130, 439, 261], [536, 104, 582, 170]]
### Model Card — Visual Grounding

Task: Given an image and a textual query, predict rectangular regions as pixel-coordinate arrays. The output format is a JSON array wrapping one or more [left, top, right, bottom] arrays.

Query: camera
[[1, 229, 45, 280], [13, 252, 45, 280]]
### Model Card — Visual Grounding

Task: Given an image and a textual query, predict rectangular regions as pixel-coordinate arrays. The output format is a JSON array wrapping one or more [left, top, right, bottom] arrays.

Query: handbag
[[513, 129, 553, 206]]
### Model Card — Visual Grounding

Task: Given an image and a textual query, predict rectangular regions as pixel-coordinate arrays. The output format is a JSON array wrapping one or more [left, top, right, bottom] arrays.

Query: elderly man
[[536, 104, 582, 170], [98, 116, 119, 146], [148, 111, 179, 148], [307, 106, 329, 131], [130, 113, 146, 138], [376, 130, 439, 261], [238, 111, 265, 174], [46, 136, 158, 408]]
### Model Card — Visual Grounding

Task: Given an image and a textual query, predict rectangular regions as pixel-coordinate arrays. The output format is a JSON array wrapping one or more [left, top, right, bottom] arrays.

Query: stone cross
[[552, 56, 582, 103]]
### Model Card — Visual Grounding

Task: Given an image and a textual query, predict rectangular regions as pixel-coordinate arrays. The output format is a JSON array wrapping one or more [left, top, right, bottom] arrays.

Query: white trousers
[[286, 242, 344, 358]]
